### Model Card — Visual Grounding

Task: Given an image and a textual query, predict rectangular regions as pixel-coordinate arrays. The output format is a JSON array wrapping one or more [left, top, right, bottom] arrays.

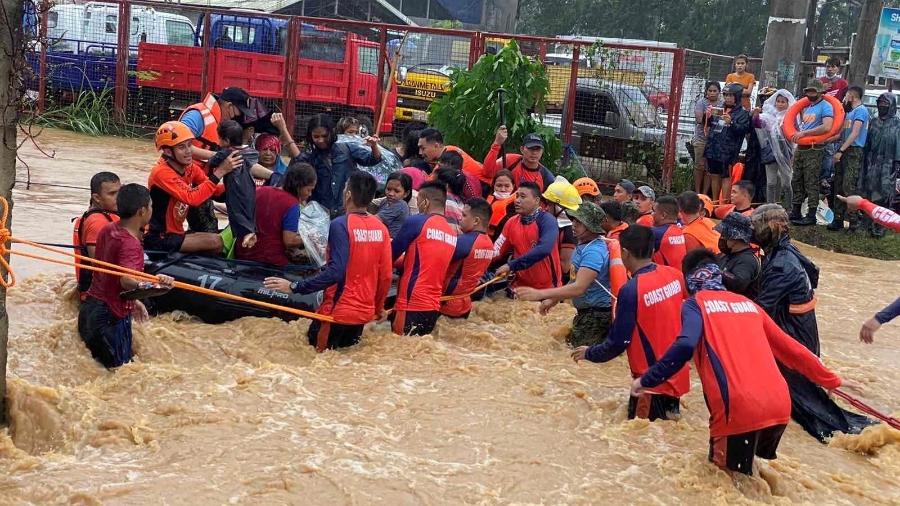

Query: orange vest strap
[[788, 297, 817, 315]]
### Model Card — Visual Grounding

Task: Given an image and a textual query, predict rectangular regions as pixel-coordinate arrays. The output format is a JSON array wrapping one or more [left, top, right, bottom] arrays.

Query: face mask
[[718, 238, 732, 255], [493, 191, 512, 200], [877, 105, 891, 118]]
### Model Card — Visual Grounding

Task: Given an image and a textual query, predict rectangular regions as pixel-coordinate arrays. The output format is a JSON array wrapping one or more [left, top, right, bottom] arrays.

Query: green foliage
[[789, 225, 900, 261], [431, 19, 463, 29], [427, 41, 562, 169], [37, 87, 121, 136]]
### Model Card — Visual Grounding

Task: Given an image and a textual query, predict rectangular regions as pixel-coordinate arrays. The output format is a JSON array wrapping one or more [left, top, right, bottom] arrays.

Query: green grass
[[789, 224, 900, 261], [36, 87, 137, 137]]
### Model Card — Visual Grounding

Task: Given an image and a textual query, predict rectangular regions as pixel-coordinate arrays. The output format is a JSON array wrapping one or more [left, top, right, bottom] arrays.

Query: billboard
[[869, 7, 900, 80]]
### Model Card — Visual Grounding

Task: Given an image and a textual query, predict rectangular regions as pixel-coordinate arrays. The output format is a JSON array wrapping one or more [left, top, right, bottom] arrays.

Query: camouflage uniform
[[568, 308, 612, 347], [832, 146, 863, 228]]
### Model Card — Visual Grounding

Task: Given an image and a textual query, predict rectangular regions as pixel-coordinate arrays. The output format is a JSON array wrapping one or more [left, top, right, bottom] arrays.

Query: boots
[[789, 204, 803, 222], [795, 213, 817, 226], [826, 219, 844, 231]]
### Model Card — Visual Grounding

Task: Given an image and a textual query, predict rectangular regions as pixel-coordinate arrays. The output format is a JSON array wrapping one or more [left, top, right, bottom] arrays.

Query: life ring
[[781, 95, 845, 145]]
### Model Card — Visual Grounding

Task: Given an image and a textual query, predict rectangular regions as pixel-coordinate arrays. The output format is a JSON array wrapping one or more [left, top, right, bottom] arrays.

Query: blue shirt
[[799, 99, 834, 132], [180, 110, 205, 138], [843, 104, 869, 148], [571, 239, 611, 309]]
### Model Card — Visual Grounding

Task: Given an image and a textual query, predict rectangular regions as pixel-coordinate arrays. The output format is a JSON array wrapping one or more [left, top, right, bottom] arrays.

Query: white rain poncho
[[757, 89, 797, 172]]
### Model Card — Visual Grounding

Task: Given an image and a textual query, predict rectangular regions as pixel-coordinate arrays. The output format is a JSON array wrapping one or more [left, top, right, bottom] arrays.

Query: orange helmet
[[698, 194, 714, 217], [155, 121, 195, 151], [573, 177, 600, 197]]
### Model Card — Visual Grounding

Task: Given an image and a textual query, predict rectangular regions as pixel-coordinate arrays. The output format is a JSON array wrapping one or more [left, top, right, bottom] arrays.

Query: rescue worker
[[632, 185, 656, 226], [482, 126, 555, 191], [634, 249, 846, 476], [73, 172, 121, 299], [441, 198, 496, 319], [541, 176, 582, 281], [391, 182, 458, 336], [264, 172, 392, 351], [573, 177, 601, 204], [493, 182, 561, 291], [750, 204, 872, 441], [180, 87, 253, 162], [572, 225, 689, 421], [145, 122, 238, 255], [600, 201, 628, 240], [613, 179, 635, 203], [418, 128, 488, 192], [650, 196, 686, 270], [714, 212, 759, 298], [678, 191, 721, 254], [517, 202, 613, 347], [714, 180, 755, 218]]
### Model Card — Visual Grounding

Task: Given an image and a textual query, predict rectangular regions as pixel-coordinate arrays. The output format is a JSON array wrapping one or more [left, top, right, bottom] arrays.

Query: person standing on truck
[[418, 128, 488, 195], [73, 172, 121, 301], [482, 126, 555, 191], [725, 54, 755, 110], [146, 121, 238, 255], [294, 114, 383, 217]]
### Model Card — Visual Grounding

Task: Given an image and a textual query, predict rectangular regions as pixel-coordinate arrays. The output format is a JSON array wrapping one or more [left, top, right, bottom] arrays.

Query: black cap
[[617, 179, 635, 194], [217, 87, 253, 119], [522, 133, 544, 149]]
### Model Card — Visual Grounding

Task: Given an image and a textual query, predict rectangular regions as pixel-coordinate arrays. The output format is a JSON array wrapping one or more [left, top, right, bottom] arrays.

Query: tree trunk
[[0, 0, 25, 426], [846, 0, 885, 85], [761, 0, 813, 95]]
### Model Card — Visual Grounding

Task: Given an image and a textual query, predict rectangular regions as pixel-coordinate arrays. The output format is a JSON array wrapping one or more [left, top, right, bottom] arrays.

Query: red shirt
[[636, 213, 654, 227], [651, 224, 687, 271], [482, 143, 555, 191], [236, 186, 298, 266], [86, 223, 145, 319], [493, 210, 561, 290], [441, 231, 495, 317], [147, 158, 224, 237], [392, 214, 458, 312], [73, 209, 120, 295]]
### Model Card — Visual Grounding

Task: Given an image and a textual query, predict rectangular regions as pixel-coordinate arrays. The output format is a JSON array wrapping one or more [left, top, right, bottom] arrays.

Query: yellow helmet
[[542, 175, 582, 211]]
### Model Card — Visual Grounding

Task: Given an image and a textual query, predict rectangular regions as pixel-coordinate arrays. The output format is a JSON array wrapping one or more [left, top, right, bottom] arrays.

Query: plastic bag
[[336, 134, 401, 186], [298, 201, 330, 266]]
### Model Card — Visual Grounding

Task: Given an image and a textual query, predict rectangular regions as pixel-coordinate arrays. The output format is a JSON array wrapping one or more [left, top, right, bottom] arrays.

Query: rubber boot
[[826, 214, 844, 231], [789, 204, 803, 222], [795, 213, 816, 227]]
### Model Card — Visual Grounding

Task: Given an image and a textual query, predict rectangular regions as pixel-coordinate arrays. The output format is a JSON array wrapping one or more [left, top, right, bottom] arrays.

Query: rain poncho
[[859, 93, 900, 205], [756, 89, 796, 172], [336, 134, 402, 187]]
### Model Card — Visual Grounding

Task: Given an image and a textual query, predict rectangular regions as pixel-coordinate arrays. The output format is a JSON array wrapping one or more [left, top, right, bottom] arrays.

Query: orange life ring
[[781, 95, 845, 145]]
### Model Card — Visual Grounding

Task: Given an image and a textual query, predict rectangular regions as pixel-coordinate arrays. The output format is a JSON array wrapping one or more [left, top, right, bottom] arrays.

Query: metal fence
[[26, 0, 698, 187]]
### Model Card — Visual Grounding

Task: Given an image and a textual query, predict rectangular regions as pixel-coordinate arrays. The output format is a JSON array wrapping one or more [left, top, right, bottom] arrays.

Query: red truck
[[136, 14, 395, 134]]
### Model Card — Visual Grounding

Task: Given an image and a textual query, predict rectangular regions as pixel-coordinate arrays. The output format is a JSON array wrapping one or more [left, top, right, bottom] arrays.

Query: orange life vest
[[180, 93, 222, 152], [602, 236, 628, 318], [72, 209, 117, 293]]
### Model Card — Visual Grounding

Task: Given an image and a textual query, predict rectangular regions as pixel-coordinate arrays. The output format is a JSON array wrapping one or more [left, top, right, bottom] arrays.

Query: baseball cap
[[617, 179, 636, 194], [633, 185, 656, 201], [803, 79, 826, 93], [218, 87, 253, 119], [522, 133, 545, 149]]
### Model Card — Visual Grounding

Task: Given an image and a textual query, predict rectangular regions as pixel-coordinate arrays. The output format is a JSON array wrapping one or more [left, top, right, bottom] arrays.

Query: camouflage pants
[[832, 146, 863, 227], [791, 147, 825, 212], [187, 199, 219, 234], [568, 307, 612, 348]]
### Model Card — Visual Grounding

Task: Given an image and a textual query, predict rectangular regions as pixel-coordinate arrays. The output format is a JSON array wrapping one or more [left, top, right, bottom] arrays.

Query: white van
[[47, 2, 194, 55]]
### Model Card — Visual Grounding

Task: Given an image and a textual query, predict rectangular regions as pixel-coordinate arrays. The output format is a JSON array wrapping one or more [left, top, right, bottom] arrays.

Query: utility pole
[[846, 0, 885, 85], [761, 0, 814, 95], [0, 0, 24, 426]]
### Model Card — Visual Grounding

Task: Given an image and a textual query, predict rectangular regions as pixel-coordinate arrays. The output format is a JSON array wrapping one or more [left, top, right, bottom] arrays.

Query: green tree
[[428, 41, 562, 169]]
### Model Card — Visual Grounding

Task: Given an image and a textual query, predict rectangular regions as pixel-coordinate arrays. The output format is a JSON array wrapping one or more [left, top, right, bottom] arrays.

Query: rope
[[833, 389, 900, 431]]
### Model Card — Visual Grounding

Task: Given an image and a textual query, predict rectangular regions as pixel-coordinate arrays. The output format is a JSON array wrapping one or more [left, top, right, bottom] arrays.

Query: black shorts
[[708, 424, 787, 475], [391, 310, 440, 336], [628, 393, 681, 421], [77, 297, 134, 369], [705, 158, 730, 176], [307, 321, 364, 350], [144, 232, 185, 253]]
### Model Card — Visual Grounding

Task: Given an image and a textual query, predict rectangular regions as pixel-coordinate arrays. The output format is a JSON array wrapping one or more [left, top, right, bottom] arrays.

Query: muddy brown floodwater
[[0, 128, 898, 505]]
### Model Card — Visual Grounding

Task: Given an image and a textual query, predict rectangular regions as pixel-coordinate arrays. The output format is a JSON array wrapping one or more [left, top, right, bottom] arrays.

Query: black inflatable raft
[[143, 252, 322, 324]]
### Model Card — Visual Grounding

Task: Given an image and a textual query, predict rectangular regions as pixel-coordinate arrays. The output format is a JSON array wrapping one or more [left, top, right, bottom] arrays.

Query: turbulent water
[[1, 129, 898, 505]]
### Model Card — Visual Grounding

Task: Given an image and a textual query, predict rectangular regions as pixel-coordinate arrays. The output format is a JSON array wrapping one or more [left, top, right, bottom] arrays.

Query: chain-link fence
[[27, 0, 692, 187]]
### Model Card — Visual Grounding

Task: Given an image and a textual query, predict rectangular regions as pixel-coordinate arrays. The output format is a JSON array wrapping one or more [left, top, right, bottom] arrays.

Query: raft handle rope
[[0, 197, 508, 324], [833, 389, 900, 431]]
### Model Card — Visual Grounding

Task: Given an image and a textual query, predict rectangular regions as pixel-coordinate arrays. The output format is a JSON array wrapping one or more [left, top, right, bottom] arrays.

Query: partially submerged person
[[439, 149, 482, 199], [78, 184, 174, 369], [541, 176, 582, 281], [486, 169, 516, 240], [236, 162, 316, 266], [632, 185, 656, 226], [650, 195, 686, 270], [255, 112, 302, 186], [600, 201, 628, 240], [493, 181, 561, 291], [73, 172, 121, 299], [440, 198, 495, 319], [434, 165, 468, 232], [482, 126, 555, 191], [714, 212, 759, 298], [573, 177, 601, 204], [517, 202, 612, 347], [146, 121, 237, 255], [678, 191, 721, 254], [572, 225, 688, 421], [391, 182, 458, 336], [295, 114, 382, 216], [750, 204, 871, 441], [858, 92, 900, 238], [209, 119, 259, 251], [635, 249, 845, 476], [264, 172, 392, 351], [418, 128, 487, 191], [377, 171, 412, 238]]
